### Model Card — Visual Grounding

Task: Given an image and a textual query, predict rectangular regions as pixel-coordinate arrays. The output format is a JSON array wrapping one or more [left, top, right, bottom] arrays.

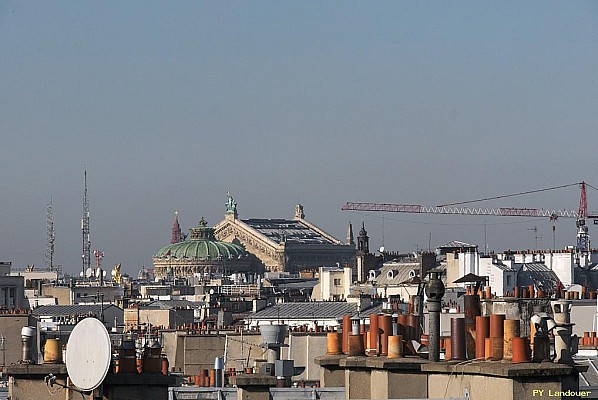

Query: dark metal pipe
[[425, 271, 444, 362], [408, 314, 421, 344], [463, 295, 480, 359], [398, 314, 409, 340], [450, 318, 466, 361], [429, 311, 440, 361]]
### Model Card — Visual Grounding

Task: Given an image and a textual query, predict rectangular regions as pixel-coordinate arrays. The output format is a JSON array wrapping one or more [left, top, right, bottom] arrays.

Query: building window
[[506, 275, 512, 286], [333, 278, 341, 286]]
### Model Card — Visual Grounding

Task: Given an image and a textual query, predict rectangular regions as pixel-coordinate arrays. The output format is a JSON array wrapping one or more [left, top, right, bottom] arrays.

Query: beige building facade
[[214, 195, 355, 273]]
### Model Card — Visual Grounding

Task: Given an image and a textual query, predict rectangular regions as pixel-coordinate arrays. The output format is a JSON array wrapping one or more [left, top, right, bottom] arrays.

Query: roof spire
[[357, 221, 369, 253], [346, 221, 355, 247], [171, 210, 182, 244]]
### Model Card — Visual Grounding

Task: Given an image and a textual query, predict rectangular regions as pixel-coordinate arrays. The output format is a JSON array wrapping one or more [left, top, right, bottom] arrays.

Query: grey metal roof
[[144, 299, 200, 309], [437, 240, 477, 249], [247, 301, 382, 320], [492, 262, 516, 272], [574, 268, 598, 291], [273, 280, 319, 290], [454, 273, 488, 284], [517, 263, 560, 291], [32, 304, 122, 316], [374, 263, 419, 286], [242, 219, 337, 245]]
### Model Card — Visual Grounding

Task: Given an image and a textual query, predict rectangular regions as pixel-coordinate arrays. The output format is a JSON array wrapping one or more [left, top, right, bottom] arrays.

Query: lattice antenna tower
[[45, 197, 55, 271], [82, 169, 91, 277]]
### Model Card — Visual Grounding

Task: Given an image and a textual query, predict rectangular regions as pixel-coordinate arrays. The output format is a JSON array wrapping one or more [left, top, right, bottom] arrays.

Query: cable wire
[[442, 358, 486, 398], [438, 182, 581, 207]]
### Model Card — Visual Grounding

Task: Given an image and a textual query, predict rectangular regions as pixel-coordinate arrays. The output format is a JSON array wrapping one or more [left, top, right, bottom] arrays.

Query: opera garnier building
[[153, 216, 252, 279]]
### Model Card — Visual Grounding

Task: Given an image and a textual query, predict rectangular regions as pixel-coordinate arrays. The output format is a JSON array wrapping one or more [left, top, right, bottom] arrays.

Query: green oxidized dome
[[155, 217, 246, 260]]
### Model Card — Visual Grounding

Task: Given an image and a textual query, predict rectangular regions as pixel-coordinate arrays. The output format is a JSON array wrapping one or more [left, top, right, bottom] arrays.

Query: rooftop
[[517, 263, 561, 291], [143, 299, 202, 309], [243, 219, 338, 245], [32, 304, 122, 316], [247, 301, 382, 320]]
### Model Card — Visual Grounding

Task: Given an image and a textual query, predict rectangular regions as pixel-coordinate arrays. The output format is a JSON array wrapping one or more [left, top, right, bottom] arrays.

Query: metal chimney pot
[[425, 272, 445, 362]]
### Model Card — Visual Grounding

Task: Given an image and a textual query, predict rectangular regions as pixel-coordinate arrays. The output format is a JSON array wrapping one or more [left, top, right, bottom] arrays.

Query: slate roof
[[492, 262, 516, 272], [242, 219, 337, 245], [454, 273, 488, 284], [144, 300, 201, 309], [437, 240, 477, 249], [272, 280, 319, 290], [32, 304, 122, 316], [574, 268, 598, 291], [517, 263, 561, 291], [374, 263, 420, 286], [247, 301, 382, 320]]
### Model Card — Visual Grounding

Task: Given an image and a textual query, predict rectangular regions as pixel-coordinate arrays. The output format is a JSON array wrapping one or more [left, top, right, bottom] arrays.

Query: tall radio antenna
[[82, 169, 91, 277], [45, 197, 55, 271]]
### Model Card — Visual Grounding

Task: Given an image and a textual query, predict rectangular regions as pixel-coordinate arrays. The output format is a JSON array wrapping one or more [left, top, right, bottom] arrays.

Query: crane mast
[[576, 181, 590, 256]]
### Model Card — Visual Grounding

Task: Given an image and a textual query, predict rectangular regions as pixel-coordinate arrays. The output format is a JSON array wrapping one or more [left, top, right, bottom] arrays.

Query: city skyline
[[1, 2, 597, 273]]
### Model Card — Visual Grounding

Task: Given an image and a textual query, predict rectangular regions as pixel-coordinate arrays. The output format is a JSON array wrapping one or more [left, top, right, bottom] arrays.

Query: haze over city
[[1, 2, 597, 275]]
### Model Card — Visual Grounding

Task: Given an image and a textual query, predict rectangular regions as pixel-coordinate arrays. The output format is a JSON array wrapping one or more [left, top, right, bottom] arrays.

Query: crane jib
[[341, 202, 578, 219]]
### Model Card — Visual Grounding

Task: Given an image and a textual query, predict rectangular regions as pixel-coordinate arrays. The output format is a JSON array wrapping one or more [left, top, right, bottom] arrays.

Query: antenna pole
[[45, 197, 55, 271], [526, 226, 541, 250], [82, 169, 91, 278], [381, 217, 385, 247], [484, 219, 487, 254]]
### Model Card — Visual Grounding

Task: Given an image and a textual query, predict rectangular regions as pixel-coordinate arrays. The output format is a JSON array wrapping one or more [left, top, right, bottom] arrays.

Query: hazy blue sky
[[1, 2, 597, 275]]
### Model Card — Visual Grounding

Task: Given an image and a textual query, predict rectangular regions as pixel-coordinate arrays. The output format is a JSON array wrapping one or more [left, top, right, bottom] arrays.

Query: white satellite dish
[[85, 268, 93, 278], [379, 246, 385, 253], [66, 317, 111, 391]]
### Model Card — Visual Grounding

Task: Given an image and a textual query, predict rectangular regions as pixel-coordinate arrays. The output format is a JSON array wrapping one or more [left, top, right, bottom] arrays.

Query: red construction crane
[[341, 202, 577, 219], [342, 181, 596, 253]]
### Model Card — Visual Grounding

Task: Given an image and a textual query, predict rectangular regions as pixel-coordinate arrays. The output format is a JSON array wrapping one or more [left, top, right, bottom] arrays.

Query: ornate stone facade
[[214, 195, 355, 273]]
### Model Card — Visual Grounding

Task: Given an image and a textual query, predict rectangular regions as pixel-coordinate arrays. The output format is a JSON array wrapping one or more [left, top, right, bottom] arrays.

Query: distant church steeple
[[356, 221, 374, 283], [357, 222, 369, 254], [347, 222, 355, 247], [171, 210, 182, 244]]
